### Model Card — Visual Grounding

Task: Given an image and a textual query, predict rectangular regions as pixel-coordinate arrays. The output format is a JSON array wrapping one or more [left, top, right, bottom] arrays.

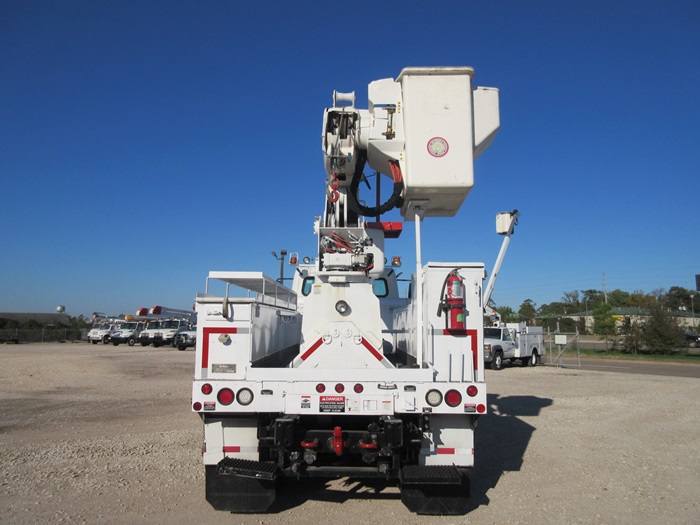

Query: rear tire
[[128, 338, 135, 346]]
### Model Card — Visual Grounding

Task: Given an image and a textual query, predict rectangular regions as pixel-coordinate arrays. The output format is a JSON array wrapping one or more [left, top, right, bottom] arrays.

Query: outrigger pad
[[399, 465, 470, 515], [205, 462, 278, 513]]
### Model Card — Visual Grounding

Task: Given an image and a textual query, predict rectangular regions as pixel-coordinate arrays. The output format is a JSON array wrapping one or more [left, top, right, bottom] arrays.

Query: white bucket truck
[[191, 67, 501, 514]]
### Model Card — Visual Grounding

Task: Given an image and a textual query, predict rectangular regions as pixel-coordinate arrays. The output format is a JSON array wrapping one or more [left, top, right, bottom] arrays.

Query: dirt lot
[[1, 343, 698, 525]]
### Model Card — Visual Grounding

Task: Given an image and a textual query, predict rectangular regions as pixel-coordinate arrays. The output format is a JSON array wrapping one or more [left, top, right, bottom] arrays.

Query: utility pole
[[603, 273, 608, 304]]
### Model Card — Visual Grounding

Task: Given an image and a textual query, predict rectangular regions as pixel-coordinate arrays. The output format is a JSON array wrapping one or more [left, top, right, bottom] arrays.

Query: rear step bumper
[[218, 457, 279, 480], [400, 465, 470, 515]]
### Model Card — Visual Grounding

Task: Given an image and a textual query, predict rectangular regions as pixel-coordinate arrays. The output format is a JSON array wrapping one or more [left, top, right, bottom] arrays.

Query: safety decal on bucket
[[319, 395, 346, 413], [301, 396, 311, 409]]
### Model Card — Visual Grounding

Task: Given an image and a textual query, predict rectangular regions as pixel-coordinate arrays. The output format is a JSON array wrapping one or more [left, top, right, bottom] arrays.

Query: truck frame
[[191, 67, 501, 514]]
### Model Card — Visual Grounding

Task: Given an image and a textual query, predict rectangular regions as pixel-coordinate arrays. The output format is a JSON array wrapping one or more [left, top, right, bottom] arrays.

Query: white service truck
[[137, 306, 195, 347], [191, 67, 501, 515], [110, 321, 145, 346], [484, 323, 545, 369], [87, 319, 121, 344]]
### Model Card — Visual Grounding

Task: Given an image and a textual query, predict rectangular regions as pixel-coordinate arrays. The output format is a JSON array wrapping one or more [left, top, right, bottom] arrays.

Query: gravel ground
[[0, 343, 698, 525]]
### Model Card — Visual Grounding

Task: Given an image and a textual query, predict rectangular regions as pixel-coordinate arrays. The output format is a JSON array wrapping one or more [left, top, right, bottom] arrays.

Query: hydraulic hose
[[346, 155, 404, 217]]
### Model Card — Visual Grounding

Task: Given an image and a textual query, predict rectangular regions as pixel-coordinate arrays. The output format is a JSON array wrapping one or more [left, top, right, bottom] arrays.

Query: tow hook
[[300, 438, 319, 449], [332, 426, 345, 456], [358, 438, 378, 449], [300, 437, 319, 464]]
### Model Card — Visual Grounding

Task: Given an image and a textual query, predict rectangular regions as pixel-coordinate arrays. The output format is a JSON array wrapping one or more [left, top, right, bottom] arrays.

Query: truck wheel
[[491, 351, 503, 370], [91, 340, 98, 345], [102, 336, 109, 344], [128, 338, 135, 346], [178, 345, 186, 351], [140, 342, 148, 347], [528, 351, 539, 367], [112, 341, 119, 346]]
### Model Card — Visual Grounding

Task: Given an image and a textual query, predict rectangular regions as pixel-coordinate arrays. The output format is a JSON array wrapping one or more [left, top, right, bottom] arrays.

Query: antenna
[[603, 273, 608, 304]]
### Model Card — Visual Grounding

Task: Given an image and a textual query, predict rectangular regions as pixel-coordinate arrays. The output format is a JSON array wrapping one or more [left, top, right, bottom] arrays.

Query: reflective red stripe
[[442, 329, 479, 371], [360, 337, 384, 361], [437, 447, 456, 454], [300, 337, 324, 361], [202, 327, 238, 369], [222, 446, 241, 453]]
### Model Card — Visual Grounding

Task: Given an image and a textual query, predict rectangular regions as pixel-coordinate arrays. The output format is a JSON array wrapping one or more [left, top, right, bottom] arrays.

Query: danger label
[[319, 395, 345, 413]]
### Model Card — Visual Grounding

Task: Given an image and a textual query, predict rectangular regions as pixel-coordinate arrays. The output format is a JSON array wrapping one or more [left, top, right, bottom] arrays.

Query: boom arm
[[483, 210, 519, 308]]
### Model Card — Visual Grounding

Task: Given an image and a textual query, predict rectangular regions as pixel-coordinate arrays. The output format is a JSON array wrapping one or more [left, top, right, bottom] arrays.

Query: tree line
[[493, 286, 698, 354]]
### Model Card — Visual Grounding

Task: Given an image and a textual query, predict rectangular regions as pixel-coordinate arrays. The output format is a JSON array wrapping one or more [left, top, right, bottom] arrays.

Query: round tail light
[[353, 383, 364, 393], [445, 389, 462, 407], [426, 389, 443, 407], [316, 383, 326, 393], [335, 383, 345, 393], [237, 388, 254, 406], [201, 383, 213, 395], [217, 388, 235, 405], [466, 385, 478, 397]]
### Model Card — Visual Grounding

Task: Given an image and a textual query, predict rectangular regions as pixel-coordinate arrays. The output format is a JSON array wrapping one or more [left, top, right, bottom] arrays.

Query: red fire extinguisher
[[438, 270, 466, 330]]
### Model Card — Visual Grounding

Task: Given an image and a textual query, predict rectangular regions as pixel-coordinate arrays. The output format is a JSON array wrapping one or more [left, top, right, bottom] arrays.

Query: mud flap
[[399, 465, 470, 515], [205, 459, 279, 513]]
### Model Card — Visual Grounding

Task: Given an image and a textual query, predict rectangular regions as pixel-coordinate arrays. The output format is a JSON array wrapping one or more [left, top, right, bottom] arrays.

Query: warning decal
[[319, 395, 346, 413]]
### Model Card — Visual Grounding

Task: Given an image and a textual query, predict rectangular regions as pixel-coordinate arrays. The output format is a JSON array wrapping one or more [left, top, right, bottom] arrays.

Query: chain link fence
[[0, 329, 87, 344], [543, 331, 581, 367]]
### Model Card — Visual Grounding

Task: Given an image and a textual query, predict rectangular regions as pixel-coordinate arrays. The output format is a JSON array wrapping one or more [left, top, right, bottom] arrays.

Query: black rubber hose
[[346, 153, 404, 217]]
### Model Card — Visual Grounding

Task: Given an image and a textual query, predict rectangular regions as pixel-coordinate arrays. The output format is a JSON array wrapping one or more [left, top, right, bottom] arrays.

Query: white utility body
[[192, 67, 501, 515], [483, 323, 545, 369]]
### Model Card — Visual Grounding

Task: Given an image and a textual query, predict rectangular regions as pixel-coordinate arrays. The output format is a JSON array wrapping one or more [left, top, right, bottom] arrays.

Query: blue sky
[[1, 1, 698, 317]]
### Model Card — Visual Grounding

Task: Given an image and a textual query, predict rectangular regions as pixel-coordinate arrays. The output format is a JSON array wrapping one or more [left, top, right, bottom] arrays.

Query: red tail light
[[466, 385, 478, 397], [445, 389, 462, 407], [335, 383, 345, 393], [217, 388, 235, 405], [353, 383, 364, 393], [316, 383, 326, 393], [201, 383, 213, 395]]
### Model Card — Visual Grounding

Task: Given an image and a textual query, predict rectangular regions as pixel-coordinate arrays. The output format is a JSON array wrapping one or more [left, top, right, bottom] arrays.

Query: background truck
[[173, 325, 196, 350], [137, 306, 195, 347], [484, 323, 545, 369], [191, 67, 501, 515], [87, 319, 121, 344], [110, 321, 145, 346], [138, 320, 161, 346]]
